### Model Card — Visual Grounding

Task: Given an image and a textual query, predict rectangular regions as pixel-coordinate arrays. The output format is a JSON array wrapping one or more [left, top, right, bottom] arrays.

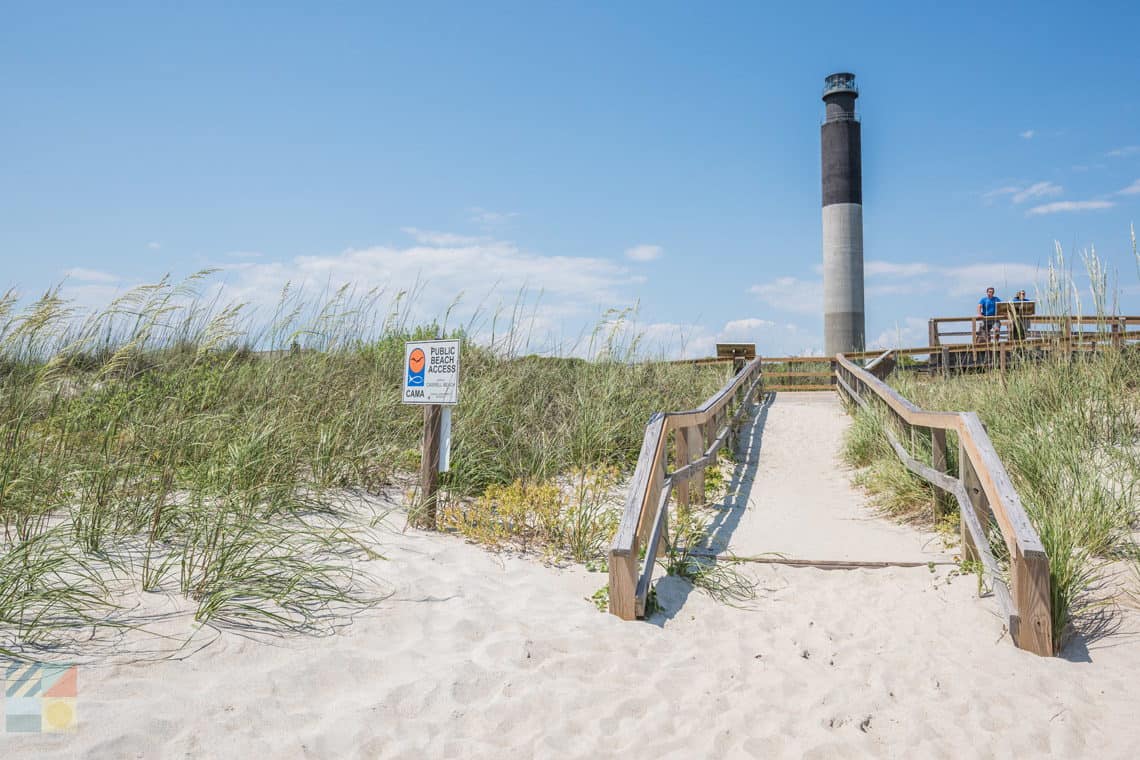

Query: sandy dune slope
[[7, 393, 1139, 759]]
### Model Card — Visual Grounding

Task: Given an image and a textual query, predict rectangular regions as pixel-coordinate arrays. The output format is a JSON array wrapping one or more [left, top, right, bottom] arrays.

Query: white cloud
[[1118, 179, 1140, 195], [749, 259, 1041, 312], [635, 316, 815, 359], [401, 227, 484, 246], [63, 267, 119, 283], [58, 283, 129, 308], [865, 260, 931, 277], [721, 317, 776, 335], [749, 277, 821, 314], [52, 229, 657, 357], [1025, 200, 1115, 216], [467, 207, 519, 225], [865, 282, 914, 297], [57, 270, 135, 309], [716, 318, 817, 357], [213, 233, 641, 346], [935, 263, 1040, 296], [1019, 130, 1035, 139], [635, 321, 715, 359], [869, 317, 929, 351], [1011, 181, 1062, 204], [624, 244, 663, 262], [983, 185, 1021, 203], [869, 262, 1039, 297], [147, 241, 161, 250], [984, 181, 1062, 205], [1107, 146, 1140, 158]]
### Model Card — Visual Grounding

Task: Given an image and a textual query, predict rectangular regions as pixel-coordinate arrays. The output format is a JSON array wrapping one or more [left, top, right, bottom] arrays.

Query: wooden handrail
[[608, 357, 764, 620], [928, 314, 1140, 352], [666, 357, 764, 428], [929, 314, 1140, 325], [616, 342, 1072, 654], [761, 355, 831, 363], [834, 353, 1053, 655]]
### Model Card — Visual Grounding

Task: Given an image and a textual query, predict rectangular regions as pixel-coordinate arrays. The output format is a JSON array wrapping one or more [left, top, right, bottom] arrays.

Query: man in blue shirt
[[977, 287, 1002, 342]]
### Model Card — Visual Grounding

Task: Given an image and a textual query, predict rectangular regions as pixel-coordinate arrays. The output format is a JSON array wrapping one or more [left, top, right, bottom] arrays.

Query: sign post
[[402, 339, 460, 528]]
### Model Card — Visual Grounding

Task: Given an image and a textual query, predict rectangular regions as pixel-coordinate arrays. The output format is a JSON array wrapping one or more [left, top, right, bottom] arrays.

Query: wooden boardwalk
[[609, 354, 1054, 655]]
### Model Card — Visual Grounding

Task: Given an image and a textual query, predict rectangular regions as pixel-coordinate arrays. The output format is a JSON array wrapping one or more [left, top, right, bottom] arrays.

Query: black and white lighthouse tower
[[820, 72, 865, 356]]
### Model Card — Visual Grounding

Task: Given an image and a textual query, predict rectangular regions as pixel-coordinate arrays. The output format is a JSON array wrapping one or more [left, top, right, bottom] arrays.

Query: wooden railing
[[608, 357, 764, 620], [834, 352, 1053, 656], [929, 314, 1140, 348], [761, 356, 835, 391]]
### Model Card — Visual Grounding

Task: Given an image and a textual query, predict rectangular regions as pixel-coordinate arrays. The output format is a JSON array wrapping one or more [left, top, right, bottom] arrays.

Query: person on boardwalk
[[1010, 290, 1031, 341], [977, 287, 1002, 343]]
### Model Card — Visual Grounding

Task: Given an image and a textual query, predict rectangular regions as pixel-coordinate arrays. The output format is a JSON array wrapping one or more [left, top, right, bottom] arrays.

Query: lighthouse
[[820, 72, 865, 356]]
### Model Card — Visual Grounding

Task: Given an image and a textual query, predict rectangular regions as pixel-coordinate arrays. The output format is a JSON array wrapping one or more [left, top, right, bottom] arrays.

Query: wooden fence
[[834, 352, 1053, 656], [761, 356, 835, 391], [608, 357, 764, 620], [929, 314, 1140, 347], [623, 329, 1132, 654]]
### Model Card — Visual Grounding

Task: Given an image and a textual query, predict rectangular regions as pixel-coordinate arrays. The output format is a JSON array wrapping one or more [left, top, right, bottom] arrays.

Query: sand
[[6, 392, 1140, 759]]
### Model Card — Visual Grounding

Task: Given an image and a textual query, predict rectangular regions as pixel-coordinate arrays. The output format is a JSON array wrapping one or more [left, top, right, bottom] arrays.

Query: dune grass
[[843, 237, 1140, 652], [0, 277, 726, 656], [844, 346, 1140, 651]]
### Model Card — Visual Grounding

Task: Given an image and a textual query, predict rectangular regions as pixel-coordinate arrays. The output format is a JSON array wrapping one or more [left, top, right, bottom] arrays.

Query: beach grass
[[843, 339, 1140, 651], [0, 276, 726, 655], [843, 237, 1140, 651]]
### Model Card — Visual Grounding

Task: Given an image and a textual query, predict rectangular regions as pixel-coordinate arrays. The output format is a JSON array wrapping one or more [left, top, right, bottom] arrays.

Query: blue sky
[[3, 1, 1140, 356]]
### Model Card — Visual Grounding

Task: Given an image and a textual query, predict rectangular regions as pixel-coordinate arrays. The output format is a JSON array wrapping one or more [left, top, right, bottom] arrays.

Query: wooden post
[[690, 423, 706, 505], [928, 319, 939, 350], [971, 317, 978, 364], [608, 550, 637, 620], [635, 458, 667, 564], [958, 439, 988, 563], [413, 404, 443, 529], [941, 346, 950, 378], [726, 391, 738, 454], [1012, 550, 1054, 656], [675, 427, 691, 511], [931, 428, 947, 519]]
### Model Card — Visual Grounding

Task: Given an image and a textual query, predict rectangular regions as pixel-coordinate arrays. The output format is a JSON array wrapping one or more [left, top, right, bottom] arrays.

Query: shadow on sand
[[648, 393, 774, 625]]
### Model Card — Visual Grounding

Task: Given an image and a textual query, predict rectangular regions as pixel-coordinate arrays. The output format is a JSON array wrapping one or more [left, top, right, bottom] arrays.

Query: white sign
[[402, 339, 460, 405]]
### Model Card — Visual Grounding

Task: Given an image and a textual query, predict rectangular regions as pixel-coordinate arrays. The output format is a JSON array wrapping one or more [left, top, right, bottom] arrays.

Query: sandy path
[[6, 395, 1140, 758], [709, 392, 949, 563]]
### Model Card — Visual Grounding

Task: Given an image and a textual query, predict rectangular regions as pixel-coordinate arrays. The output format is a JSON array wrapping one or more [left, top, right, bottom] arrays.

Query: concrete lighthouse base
[[822, 202, 865, 356]]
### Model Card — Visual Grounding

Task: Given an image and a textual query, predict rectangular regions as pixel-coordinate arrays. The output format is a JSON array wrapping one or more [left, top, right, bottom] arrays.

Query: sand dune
[[7, 393, 1140, 758]]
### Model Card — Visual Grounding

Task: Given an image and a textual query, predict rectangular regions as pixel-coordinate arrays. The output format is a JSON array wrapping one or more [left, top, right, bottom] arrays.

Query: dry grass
[[0, 275, 726, 656], [843, 237, 1140, 651]]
